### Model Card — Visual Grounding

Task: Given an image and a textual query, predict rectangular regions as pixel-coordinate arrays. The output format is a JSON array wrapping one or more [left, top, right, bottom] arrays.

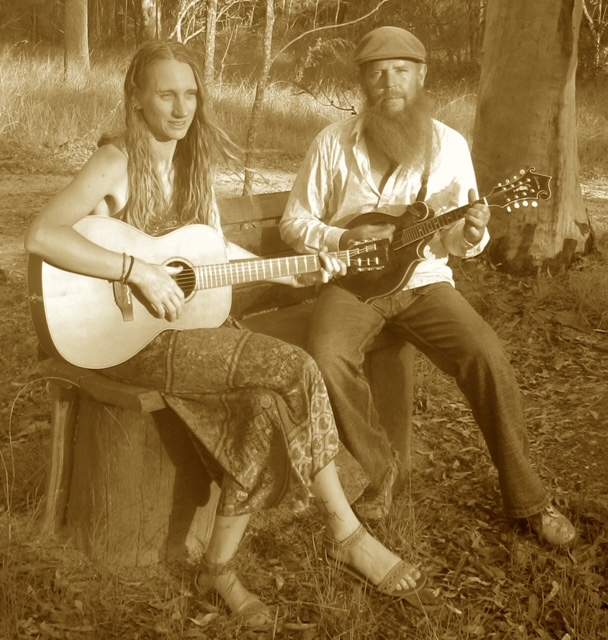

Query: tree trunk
[[64, 0, 90, 83], [242, 0, 275, 196], [582, 0, 607, 73], [64, 395, 219, 566], [139, 0, 161, 41], [204, 0, 218, 87], [472, 0, 592, 273]]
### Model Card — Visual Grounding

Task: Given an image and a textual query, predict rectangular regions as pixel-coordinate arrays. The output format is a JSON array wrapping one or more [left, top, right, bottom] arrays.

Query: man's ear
[[417, 63, 427, 87]]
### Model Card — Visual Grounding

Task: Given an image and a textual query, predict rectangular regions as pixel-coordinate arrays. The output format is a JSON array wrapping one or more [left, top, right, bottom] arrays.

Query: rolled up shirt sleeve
[[438, 132, 490, 258], [280, 131, 346, 254]]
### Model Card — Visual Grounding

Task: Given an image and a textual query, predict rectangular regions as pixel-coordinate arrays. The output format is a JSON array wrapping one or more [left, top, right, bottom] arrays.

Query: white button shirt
[[280, 116, 490, 290]]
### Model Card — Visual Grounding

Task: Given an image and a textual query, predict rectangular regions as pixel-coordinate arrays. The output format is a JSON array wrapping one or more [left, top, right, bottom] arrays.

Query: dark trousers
[[307, 282, 548, 518]]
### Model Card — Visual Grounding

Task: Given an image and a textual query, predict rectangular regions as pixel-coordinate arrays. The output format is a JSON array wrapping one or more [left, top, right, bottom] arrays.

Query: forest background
[[0, 1, 607, 639]]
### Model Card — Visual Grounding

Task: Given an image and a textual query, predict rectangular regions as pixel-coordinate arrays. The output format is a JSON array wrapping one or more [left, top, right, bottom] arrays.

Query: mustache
[[379, 89, 406, 98], [361, 90, 435, 168]]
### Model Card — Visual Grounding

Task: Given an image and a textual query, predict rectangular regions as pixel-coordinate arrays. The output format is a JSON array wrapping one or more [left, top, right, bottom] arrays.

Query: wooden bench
[[39, 191, 416, 566]]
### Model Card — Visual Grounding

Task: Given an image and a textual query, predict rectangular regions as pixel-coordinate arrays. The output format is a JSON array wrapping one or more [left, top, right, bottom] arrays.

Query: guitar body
[[338, 203, 431, 302], [28, 216, 232, 369]]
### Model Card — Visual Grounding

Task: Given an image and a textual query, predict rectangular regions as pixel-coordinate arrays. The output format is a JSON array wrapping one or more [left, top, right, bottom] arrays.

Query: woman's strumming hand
[[128, 259, 185, 321]]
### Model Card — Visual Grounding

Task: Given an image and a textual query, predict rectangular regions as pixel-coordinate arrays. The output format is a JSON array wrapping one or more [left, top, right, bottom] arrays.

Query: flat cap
[[354, 26, 426, 65]]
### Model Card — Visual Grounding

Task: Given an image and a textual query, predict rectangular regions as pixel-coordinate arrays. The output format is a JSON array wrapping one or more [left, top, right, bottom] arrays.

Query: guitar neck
[[397, 200, 483, 246], [196, 250, 351, 289]]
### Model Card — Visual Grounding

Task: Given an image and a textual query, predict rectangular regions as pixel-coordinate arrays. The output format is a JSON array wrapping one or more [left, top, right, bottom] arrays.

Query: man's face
[[361, 58, 427, 115]]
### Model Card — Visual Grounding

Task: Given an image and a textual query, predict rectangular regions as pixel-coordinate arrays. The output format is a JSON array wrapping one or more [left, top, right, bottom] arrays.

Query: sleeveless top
[[97, 133, 222, 237]]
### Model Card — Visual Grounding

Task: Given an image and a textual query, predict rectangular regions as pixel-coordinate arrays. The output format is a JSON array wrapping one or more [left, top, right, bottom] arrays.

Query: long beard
[[362, 91, 434, 170]]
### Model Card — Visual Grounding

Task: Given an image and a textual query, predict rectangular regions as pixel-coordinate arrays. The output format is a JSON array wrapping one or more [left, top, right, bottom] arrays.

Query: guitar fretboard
[[196, 251, 350, 289]]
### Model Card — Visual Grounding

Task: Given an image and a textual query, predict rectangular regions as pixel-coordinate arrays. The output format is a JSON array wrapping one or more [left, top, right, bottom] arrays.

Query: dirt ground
[[2, 168, 607, 500], [1, 168, 607, 639]]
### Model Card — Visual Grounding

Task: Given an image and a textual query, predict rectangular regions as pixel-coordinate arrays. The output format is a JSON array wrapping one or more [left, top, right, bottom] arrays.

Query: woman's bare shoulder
[[83, 143, 128, 177]]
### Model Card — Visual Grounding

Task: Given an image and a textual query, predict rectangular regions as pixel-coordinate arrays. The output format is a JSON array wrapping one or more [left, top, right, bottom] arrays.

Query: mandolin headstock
[[485, 168, 552, 213]]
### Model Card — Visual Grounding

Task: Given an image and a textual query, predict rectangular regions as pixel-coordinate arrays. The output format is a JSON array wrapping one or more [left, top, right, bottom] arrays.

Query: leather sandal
[[324, 524, 428, 606], [194, 555, 275, 630]]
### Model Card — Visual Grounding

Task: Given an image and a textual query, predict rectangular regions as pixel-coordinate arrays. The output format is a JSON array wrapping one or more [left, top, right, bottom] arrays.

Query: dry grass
[[1, 44, 607, 640], [1, 44, 607, 177]]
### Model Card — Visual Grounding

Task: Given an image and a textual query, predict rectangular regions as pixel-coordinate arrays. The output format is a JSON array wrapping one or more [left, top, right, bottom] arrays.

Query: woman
[[25, 40, 425, 628]]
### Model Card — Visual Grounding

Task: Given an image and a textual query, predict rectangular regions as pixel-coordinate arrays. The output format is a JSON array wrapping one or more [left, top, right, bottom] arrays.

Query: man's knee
[[307, 333, 361, 377], [460, 321, 510, 369]]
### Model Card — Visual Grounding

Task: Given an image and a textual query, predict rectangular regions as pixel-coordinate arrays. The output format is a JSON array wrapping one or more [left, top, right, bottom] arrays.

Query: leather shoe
[[352, 459, 399, 521], [527, 504, 576, 546]]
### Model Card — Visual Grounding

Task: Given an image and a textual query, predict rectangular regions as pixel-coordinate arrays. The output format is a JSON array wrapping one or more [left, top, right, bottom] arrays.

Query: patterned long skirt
[[102, 321, 340, 516]]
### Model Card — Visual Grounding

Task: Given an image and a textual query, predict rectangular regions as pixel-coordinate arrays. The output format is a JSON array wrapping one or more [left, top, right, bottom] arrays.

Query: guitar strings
[[167, 245, 375, 286]]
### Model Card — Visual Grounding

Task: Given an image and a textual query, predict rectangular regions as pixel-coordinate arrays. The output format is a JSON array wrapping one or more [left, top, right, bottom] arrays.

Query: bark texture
[[64, 0, 90, 81], [65, 396, 218, 566], [139, 0, 161, 41], [242, 0, 275, 195], [204, 0, 218, 87], [472, 0, 591, 272]]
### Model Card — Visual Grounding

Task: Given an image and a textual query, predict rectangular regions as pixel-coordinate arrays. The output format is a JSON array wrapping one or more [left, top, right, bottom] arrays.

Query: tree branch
[[169, 0, 203, 41], [270, 0, 393, 67], [582, 0, 597, 34]]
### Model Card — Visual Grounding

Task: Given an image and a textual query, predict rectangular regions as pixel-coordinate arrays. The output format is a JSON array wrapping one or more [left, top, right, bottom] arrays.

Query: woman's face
[[135, 58, 198, 142]]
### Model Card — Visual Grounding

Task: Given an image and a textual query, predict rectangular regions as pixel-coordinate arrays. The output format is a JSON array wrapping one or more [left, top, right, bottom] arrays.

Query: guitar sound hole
[[167, 260, 196, 299]]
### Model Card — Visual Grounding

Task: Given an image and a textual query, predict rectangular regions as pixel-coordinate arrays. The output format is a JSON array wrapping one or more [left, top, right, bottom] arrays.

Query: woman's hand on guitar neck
[[339, 223, 396, 250], [128, 259, 185, 321]]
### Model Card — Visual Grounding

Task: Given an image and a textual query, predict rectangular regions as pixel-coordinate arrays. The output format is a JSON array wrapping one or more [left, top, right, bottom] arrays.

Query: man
[[280, 26, 575, 545]]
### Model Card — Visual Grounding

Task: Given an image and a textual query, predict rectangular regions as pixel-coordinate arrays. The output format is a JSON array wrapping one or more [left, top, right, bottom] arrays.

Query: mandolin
[[337, 168, 552, 302]]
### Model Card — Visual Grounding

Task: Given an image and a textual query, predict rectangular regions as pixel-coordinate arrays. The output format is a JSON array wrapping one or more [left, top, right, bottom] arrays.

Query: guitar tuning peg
[[522, 201, 529, 207], [531, 201, 538, 208], [519, 169, 525, 175], [514, 202, 520, 209]]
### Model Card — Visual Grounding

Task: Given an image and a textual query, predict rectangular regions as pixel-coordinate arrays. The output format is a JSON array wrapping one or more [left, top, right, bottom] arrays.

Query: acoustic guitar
[[28, 217, 389, 369], [337, 168, 552, 302]]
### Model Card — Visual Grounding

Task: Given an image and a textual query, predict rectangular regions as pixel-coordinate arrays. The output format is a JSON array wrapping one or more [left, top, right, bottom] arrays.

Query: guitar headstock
[[486, 168, 552, 213], [346, 239, 390, 272]]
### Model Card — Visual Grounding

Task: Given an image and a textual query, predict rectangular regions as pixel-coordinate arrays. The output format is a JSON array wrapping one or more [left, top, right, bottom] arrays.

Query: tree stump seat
[[38, 191, 417, 567]]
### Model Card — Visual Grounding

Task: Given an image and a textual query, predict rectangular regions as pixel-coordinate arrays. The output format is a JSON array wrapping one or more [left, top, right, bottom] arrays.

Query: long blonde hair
[[122, 40, 239, 232]]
